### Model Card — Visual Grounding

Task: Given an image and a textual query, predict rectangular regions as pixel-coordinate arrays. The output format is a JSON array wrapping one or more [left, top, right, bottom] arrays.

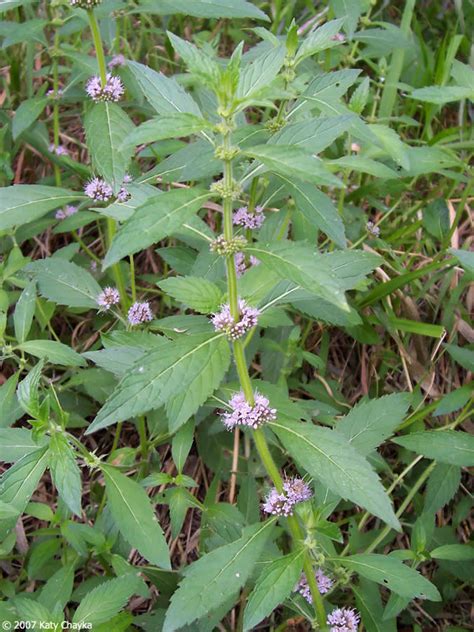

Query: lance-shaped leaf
[[138, 0, 269, 20], [26, 258, 102, 309], [0, 185, 85, 230], [338, 554, 441, 601], [103, 189, 211, 269], [158, 276, 223, 314], [245, 241, 349, 311], [271, 115, 354, 154], [393, 430, 474, 466], [0, 428, 43, 462], [103, 465, 170, 569], [128, 60, 201, 116], [49, 433, 82, 517], [84, 102, 134, 191], [163, 520, 275, 632], [237, 45, 286, 100], [121, 113, 212, 150], [269, 418, 399, 529], [87, 333, 229, 433], [73, 574, 142, 627], [14, 280, 36, 344], [296, 18, 346, 63]]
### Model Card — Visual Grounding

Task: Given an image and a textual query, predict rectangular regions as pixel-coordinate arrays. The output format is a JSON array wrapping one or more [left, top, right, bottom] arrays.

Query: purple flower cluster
[[55, 205, 77, 220], [86, 73, 124, 102], [84, 177, 113, 202], [263, 477, 312, 516], [366, 221, 380, 237], [327, 608, 360, 632], [233, 205, 265, 230], [97, 287, 120, 310], [49, 143, 69, 156], [221, 391, 276, 431], [234, 252, 260, 278], [128, 301, 153, 326], [211, 299, 260, 340], [296, 569, 334, 603], [47, 88, 63, 100], [117, 186, 131, 203], [108, 54, 126, 69], [70, 0, 102, 7]]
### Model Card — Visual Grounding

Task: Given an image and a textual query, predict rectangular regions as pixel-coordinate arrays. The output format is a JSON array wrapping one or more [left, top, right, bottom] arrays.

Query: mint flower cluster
[[221, 391, 276, 430], [55, 205, 77, 220], [296, 570, 334, 602], [327, 607, 360, 631], [96, 287, 120, 311], [234, 252, 259, 277], [128, 301, 153, 326], [86, 73, 124, 102], [233, 205, 265, 229], [84, 177, 113, 202], [263, 477, 312, 516], [211, 299, 260, 340]]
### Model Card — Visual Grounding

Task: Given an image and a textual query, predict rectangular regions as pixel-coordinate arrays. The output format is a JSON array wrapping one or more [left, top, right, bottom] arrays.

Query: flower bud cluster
[[210, 235, 247, 256]]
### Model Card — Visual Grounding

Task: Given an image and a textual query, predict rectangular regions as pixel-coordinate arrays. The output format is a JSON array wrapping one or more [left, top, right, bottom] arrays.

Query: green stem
[[88, 10, 107, 86], [52, 28, 61, 187], [106, 218, 128, 311]]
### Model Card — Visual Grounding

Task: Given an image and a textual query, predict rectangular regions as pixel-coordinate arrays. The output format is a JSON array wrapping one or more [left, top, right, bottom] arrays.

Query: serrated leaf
[[0, 373, 22, 428], [330, 0, 367, 37], [87, 333, 229, 433], [26, 258, 102, 309], [103, 189, 210, 269], [84, 102, 134, 191], [237, 45, 286, 100], [0, 428, 42, 462], [122, 113, 212, 150], [138, 0, 269, 20], [167, 32, 221, 87], [163, 520, 275, 632], [103, 465, 170, 569], [158, 276, 223, 313], [338, 554, 441, 601], [38, 564, 75, 612], [73, 574, 141, 626], [296, 19, 345, 63], [0, 185, 85, 230], [18, 340, 86, 367], [336, 393, 411, 455], [272, 115, 354, 154], [14, 280, 36, 343], [12, 96, 48, 140], [243, 550, 305, 630], [353, 578, 397, 632], [393, 430, 474, 466], [172, 419, 195, 473], [424, 463, 460, 515], [49, 433, 82, 516], [269, 418, 399, 529], [127, 60, 201, 116]]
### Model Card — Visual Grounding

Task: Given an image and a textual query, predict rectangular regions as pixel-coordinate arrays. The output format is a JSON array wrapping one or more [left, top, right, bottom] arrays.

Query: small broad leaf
[[409, 86, 474, 104], [84, 102, 134, 191], [12, 96, 48, 140], [38, 564, 75, 613], [296, 19, 346, 63], [73, 574, 142, 626], [424, 463, 461, 515], [269, 417, 399, 529], [171, 419, 195, 473], [272, 115, 354, 154], [353, 578, 397, 632], [26, 258, 102, 309], [430, 544, 474, 562], [103, 465, 170, 569], [18, 340, 86, 367], [237, 45, 286, 100], [163, 520, 275, 632], [338, 554, 441, 601], [167, 32, 221, 88], [0, 185, 85, 230], [0, 373, 22, 428], [393, 430, 474, 466], [122, 113, 212, 149], [243, 549, 305, 630], [336, 393, 411, 455], [103, 189, 211, 269], [158, 276, 223, 313], [0, 428, 43, 462], [88, 333, 230, 433], [49, 433, 82, 517], [14, 280, 36, 344]]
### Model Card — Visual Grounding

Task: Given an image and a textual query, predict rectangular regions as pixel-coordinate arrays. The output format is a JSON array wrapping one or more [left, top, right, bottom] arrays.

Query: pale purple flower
[[108, 54, 126, 69], [366, 221, 380, 237], [128, 301, 153, 325], [47, 88, 63, 99], [263, 477, 312, 516], [55, 205, 77, 220], [70, 0, 101, 7], [233, 205, 265, 230], [84, 177, 113, 202], [296, 569, 334, 603], [49, 144, 69, 156], [331, 33, 346, 42], [85, 73, 124, 102], [97, 286, 120, 310], [211, 299, 260, 340], [234, 252, 260, 277], [90, 261, 98, 272], [116, 186, 131, 203], [221, 391, 276, 431], [327, 607, 360, 632], [123, 173, 133, 184]]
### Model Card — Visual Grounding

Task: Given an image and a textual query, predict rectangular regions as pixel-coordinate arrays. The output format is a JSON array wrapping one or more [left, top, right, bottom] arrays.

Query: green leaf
[[12, 96, 48, 140], [296, 19, 345, 63], [49, 433, 82, 517], [84, 102, 134, 191], [273, 115, 354, 154], [336, 393, 411, 455], [26, 258, 102, 309], [444, 343, 474, 372], [243, 550, 305, 631], [0, 185, 85, 231], [269, 418, 399, 529], [449, 248, 474, 274], [0, 373, 22, 428], [14, 280, 36, 343], [138, 0, 269, 20], [424, 463, 461, 515], [246, 241, 349, 310], [338, 554, 441, 601], [237, 45, 286, 100], [430, 544, 474, 562], [423, 199, 450, 240], [163, 520, 275, 632], [38, 564, 75, 612], [16, 360, 43, 418], [167, 32, 221, 88], [122, 113, 212, 149], [353, 578, 397, 632], [277, 178, 346, 247], [73, 574, 142, 626], [330, 0, 367, 37], [168, 487, 201, 538], [0, 500, 19, 519], [103, 189, 210, 269], [127, 60, 201, 116], [18, 340, 86, 367], [103, 465, 170, 569], [410, 86, 474, 104], [0, 448, 49, 540], [158, 276, 223, 313], [88, 333, 230, 433], [172, 419, 195, 473], [0, 428, 42, 462], [328, 155, 399, 179], [393, 430, 474, 466]]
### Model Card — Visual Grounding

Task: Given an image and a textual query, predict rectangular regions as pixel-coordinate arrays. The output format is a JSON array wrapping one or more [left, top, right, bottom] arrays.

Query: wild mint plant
[[0, 0, 473, 630]]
